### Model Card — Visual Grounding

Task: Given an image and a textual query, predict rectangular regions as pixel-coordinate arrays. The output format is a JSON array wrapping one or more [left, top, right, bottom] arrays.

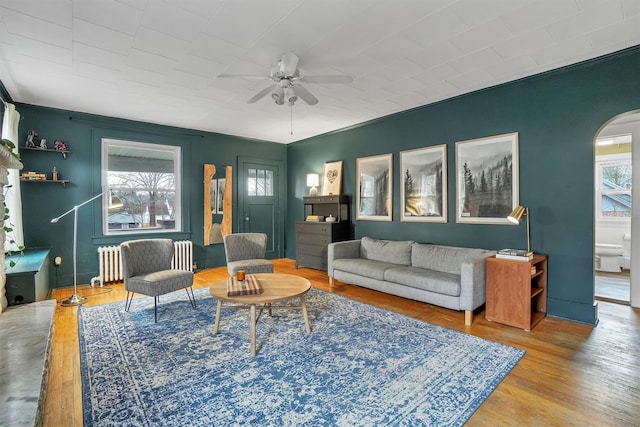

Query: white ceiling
[[0, 0, 638, 144]]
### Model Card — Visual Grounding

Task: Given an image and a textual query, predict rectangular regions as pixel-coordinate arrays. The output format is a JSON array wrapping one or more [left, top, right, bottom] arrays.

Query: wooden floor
[[44, 259, 640, 426]]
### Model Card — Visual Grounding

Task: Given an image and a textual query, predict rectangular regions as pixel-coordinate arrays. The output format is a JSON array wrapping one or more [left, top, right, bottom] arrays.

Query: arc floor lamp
[[50, 190, 122, 306]]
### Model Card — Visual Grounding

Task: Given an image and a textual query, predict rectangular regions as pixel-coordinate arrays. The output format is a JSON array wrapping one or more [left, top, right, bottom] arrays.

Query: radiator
[[96, 240, 193, 287]]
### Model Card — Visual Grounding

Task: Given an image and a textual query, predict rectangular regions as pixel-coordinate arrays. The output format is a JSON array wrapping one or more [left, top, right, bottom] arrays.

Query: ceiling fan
[[218, 52, 353, 106]]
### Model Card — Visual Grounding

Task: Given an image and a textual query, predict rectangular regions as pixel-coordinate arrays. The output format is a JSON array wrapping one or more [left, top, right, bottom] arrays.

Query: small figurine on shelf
[[26, 130, 38, 147], [39, 138, 47, 149], [53, 140, 68, 151], [52, 167, 59, 181]]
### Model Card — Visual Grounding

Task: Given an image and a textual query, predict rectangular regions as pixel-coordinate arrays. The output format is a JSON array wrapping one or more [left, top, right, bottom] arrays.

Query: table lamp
[[307, 174, 319, 196], [507, 205, 531, 253]]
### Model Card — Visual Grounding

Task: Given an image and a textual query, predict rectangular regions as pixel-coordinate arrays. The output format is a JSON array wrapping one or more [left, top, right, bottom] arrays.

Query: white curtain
[[1, 103, 24, 252]]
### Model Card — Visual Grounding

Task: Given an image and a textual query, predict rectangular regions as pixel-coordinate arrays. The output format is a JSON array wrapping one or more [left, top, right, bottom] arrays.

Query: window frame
[[101, 138, 182, 236], [595, 152, 632, 223]]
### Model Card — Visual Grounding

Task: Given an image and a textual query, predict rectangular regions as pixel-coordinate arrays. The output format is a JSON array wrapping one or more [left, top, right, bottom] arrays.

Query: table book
[[226, 275, 263, 296]]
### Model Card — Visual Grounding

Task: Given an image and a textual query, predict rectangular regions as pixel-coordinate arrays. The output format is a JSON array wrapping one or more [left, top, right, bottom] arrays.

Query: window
[[247, 168, 273, 196], [596, 153, 632, 220], [102, 138, 181, 234]]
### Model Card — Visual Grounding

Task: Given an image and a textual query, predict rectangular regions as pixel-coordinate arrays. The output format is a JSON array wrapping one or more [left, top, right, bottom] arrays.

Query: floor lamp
[[50, 190, 123, 306]]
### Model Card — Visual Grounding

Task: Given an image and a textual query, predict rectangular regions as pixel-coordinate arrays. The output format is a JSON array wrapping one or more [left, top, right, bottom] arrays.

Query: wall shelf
[[20, 179, 69, 187], [22, 146, 71, 159]]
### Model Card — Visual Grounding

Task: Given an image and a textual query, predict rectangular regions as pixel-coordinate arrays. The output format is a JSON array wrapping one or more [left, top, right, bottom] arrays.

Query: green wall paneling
[[16, 104, 286, 289], [286, 46, 640, 325]]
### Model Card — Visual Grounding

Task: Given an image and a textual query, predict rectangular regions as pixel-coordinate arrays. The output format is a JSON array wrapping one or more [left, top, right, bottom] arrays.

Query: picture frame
[[455, 132, 519, 224], [356, 153, 392, 221], [322, 160, 343, 195], [400, 145, 447, 222], [216, 178, 226, 214]]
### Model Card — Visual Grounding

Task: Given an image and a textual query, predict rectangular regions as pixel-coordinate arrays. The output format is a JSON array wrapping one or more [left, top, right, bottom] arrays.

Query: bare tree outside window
[[102, 139, 181, 234]]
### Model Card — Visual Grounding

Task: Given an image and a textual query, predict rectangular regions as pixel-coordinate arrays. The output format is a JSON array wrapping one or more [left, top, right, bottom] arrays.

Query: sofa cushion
[[411, 243, 491, 275], [361, 237, 413, 266], [384, 266, 461, 297], [332, 258, 399, 281]]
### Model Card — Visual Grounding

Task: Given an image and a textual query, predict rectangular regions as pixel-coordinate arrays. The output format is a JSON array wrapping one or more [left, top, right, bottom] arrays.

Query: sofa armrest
[[459, 255, 493, 311], [327, 239, 361, 277]]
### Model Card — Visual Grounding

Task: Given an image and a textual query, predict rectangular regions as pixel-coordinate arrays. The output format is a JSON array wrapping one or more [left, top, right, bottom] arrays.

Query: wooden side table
[[485, 254, 548, 331]]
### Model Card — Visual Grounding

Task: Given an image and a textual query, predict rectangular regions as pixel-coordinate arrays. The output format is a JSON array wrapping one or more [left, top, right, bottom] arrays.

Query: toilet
[[595, 243, 623, 272]]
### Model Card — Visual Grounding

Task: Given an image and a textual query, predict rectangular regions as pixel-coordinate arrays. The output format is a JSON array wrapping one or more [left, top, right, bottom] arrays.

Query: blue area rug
[[79, 287, 524, 426]]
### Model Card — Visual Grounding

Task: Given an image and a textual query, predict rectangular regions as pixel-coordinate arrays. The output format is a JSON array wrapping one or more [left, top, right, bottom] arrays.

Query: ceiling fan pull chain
[[290, 104, 294, 135]]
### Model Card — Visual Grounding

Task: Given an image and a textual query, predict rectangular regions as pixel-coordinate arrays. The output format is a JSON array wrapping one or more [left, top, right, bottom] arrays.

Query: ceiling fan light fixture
[[285, 86, 298, 106], [271, 86, 284, 104]]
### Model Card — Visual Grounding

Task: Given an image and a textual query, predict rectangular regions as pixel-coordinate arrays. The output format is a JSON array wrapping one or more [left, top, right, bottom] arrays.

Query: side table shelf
[[485, 254, 548, 331]]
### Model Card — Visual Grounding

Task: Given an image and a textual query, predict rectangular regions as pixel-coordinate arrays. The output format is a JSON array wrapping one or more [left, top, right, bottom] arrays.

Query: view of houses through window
[[102, 138, 181, 234], [597, 154, 632, 220]]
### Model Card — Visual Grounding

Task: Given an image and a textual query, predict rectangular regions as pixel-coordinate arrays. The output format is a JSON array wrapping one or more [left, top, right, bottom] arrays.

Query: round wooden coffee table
[[209, 273, 312, 356]]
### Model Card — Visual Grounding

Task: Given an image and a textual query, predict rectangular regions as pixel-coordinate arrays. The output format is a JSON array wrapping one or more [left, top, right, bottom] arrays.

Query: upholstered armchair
[[223, 233, 274, 276], [121, 238, 196, 322]]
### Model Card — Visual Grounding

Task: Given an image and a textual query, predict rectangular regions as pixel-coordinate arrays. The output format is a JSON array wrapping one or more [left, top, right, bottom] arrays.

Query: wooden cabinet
[[485, 254, 548, 331], [296, 195, 350, 271], [5, 248, 51, 305]]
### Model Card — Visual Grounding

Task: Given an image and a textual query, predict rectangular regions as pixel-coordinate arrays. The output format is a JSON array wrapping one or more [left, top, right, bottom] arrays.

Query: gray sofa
[[327, 237, 496, 325]]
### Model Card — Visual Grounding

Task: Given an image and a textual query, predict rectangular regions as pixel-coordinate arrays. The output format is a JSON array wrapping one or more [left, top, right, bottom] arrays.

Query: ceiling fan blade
[[293, 84, 319, 105], [247, 85, 275, 104], [300, 75, 353, 84], [218, 73, 269, 80], [279, 52, 299, 76]]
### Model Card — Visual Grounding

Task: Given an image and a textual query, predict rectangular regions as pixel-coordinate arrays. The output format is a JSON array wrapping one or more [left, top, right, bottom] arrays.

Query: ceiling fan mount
[[218, 52, 353, 106]]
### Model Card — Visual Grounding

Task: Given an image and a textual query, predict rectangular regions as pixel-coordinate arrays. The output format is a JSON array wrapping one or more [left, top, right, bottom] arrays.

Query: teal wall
[[286, 46, 640, 325], [15, 104, 286, 288]]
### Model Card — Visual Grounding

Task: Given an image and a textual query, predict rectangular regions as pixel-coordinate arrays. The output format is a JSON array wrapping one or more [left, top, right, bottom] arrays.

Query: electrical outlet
[[54, 256, 62, 266]]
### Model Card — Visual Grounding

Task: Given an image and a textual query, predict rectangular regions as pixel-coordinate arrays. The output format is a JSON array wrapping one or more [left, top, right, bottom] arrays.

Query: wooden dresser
[[295, 195, 350, 271]]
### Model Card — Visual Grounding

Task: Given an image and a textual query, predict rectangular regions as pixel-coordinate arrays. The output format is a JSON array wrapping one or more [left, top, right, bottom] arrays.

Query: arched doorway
[[594, 110, 640, 308]]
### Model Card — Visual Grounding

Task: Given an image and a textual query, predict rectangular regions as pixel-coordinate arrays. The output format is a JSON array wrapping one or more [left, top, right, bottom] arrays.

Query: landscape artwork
[[357, 153, 392, 221], [210, 178, 217, 214], [400, 145, 447, 222], [216, 178, 225, 214], [456, 133, 519, 224]]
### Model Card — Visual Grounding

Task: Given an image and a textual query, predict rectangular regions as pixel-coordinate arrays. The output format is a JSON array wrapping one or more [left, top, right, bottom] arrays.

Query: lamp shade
[[507, 205, 526, 224], [306, 174, 319, 187], [109, 194, 123, 209]]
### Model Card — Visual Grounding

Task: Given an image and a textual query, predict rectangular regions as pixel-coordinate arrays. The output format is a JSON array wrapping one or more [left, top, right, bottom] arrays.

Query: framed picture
[[400, 145, 447, 222], [209, 178, 217, 214], [455, 132, 519, 224], [322, 160, 343, 195], [216, 178, 226, 214], [356, 153, 392, 221]]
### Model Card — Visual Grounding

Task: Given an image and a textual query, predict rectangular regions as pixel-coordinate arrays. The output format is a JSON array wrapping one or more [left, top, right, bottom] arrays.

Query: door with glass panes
[[238, 158, 283, 259]]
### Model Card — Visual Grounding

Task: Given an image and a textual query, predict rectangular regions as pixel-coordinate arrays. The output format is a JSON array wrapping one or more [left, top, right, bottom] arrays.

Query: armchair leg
[[465, 310, 473, 326], [125, 292, 134, 312], [329, 277, 335, 287], [154, 296, 159, 323], [185, 287, 196, 309]]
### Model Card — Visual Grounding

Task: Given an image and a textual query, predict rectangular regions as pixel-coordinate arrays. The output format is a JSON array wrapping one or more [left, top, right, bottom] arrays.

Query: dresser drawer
[[296, 222, 331, 235], [296, 233, 330, 246], [297, 243, 327, 257], [296, 253, 327, 270]]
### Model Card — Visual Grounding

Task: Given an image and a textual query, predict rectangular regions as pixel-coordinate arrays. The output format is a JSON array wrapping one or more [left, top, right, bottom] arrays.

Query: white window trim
[[101, 138, 182, 235]]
